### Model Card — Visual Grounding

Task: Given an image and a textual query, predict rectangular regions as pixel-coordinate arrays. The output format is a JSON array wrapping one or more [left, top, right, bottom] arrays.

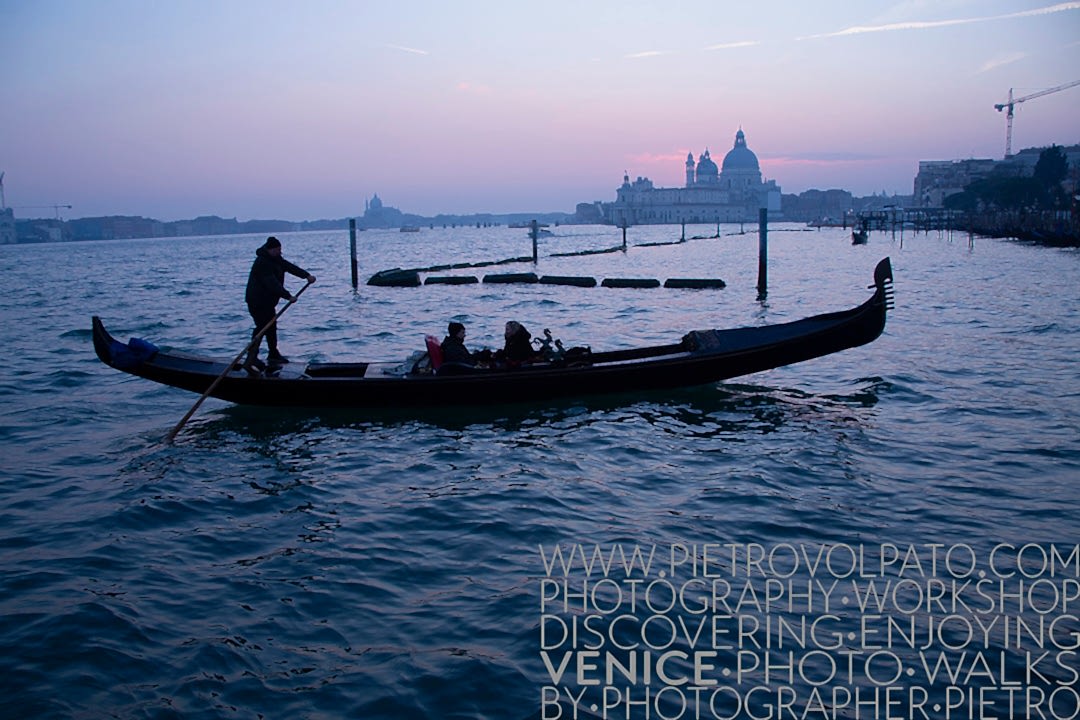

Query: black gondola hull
[[93, 259, 894, 408]]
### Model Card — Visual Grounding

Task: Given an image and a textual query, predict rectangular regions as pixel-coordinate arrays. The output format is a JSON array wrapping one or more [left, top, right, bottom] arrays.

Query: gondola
[[92, 258, 894, 409]]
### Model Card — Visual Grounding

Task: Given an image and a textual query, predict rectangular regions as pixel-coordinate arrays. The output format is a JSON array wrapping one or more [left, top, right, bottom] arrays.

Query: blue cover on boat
[[110, 337, 159, 369]]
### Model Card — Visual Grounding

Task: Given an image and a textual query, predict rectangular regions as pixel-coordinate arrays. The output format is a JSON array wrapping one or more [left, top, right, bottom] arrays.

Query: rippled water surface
[[1, 224, 1078, 718]]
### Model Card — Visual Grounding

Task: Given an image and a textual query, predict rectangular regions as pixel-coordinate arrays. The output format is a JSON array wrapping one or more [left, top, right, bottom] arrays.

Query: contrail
[[704, 41, 759, 51], [801, 1, 1080, 39], [978, 52, 1028, 74], [384, 44, 429, 55]]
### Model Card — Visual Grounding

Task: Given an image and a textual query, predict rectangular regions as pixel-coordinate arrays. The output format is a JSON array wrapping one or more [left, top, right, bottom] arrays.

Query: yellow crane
[[994, 80, 1080, 158]]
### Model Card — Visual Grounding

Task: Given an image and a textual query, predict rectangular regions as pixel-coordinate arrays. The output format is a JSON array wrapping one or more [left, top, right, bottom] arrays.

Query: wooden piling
[[349, 218, 358, 289], [530, 220, 539, 263], [757, 208, 768, 299]]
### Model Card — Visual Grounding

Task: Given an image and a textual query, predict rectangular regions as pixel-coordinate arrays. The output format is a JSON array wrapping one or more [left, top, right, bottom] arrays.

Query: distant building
[[68, 216, 166, 240], [574, 202, 604, 224], [914, 159, 999, 207], [780, 189, 854, 224], [15, 218, 68, 243], [0, 208, 14, 244], [914, 144, 1080, 206], [603, 129, 782, 225], [189, 216, 241, 236], [361, 194, 405, 228]]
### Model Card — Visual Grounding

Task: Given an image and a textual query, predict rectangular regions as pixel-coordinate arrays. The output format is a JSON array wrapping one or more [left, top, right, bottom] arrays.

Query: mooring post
[[349, 218, 358, 290], [621, 221, 628, 251], [681, 222, 686, 241], [757, 208, 768, 299], [530, 219, 539, 263]]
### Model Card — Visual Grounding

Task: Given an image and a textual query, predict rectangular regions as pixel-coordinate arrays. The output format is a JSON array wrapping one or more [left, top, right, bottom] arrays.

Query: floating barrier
[[601, 278, 661, 289], [368, 268, 421, 287], [637, 239, 688, 248], [539, 275, 597, 287], [433, 256, 533, 271], [369, 268, 725, 290], [550, 246, 622, 258], [425, 275, 479, 285], [483, 272, 539, 284], [483, 256, 534, 267], [664, 278, 727, 289]]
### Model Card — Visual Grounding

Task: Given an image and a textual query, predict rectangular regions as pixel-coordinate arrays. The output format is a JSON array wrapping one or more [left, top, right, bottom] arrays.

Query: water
[[1, 224, 1078, 719]]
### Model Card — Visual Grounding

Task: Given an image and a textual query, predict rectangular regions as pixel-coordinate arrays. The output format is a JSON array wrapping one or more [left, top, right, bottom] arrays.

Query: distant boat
[[400, 226, 420, 233], [852, 228, 868, 245]]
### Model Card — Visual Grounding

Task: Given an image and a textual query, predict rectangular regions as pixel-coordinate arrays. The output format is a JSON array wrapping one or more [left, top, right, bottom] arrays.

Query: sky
[[2, 0, 1079, 221]]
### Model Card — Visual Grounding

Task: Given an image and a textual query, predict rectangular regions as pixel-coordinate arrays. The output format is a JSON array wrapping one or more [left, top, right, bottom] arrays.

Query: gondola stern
[[874, 257, 892, 287], [871, 257, 895, 313], [91, 316, 160, 372], [91, 316, 118, 367]]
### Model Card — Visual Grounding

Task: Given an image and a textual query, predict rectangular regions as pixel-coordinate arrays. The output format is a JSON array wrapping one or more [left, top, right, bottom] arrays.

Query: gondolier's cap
[[448, 322, 465, 337], [264, 236, 281, 249]]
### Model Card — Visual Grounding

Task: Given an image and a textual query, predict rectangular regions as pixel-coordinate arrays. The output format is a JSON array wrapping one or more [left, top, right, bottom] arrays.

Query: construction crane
[[994, 80, 1080, 158], [13, 204, 73, 220]]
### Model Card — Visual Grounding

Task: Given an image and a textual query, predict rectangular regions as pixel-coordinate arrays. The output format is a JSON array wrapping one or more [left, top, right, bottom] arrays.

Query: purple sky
[[2, 1, 1078, 220]]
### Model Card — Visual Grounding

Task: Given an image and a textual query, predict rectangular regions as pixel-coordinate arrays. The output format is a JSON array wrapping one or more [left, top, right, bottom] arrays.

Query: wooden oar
[[164, 278, 314, 443]]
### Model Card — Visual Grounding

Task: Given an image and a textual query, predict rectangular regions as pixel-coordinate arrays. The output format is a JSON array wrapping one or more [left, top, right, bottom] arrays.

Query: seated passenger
[[439, 322, 476, 372], [501, 320, 541, 367]]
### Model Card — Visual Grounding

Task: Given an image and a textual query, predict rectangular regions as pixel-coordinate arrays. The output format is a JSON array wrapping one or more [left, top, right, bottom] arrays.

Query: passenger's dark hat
[[448, 321, 465, 337], [264, 236, 281, 249]]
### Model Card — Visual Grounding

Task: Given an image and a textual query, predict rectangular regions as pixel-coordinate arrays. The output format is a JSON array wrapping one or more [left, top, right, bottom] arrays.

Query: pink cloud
[[627, 150, 689, 166], [455, 81, 493, 95]]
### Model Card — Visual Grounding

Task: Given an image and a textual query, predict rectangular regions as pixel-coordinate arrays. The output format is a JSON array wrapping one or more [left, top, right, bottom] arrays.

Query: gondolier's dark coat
[[245, 247, 310, 309]]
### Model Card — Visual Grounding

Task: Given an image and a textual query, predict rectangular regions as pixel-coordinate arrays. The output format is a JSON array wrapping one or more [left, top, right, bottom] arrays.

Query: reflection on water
[[191, 376, 885, 441]]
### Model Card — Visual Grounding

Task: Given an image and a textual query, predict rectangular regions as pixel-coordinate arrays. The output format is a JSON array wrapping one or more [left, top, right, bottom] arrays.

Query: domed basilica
[[605, 129, 781, 225]]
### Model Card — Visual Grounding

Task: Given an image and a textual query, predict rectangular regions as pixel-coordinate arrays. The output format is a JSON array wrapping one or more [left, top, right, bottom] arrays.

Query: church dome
[[722, 129, 760, 172], [696, 149, 719, 178]]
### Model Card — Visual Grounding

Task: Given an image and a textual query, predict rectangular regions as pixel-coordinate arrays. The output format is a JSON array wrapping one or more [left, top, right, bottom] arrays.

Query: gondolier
[[244, 236, 315, 369]]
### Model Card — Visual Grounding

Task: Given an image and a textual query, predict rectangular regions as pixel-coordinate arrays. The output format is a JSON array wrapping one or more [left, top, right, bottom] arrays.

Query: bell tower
[[685, 153, 695, 187]]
